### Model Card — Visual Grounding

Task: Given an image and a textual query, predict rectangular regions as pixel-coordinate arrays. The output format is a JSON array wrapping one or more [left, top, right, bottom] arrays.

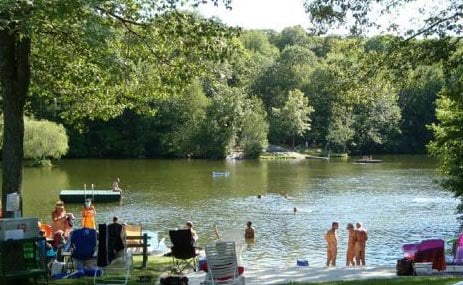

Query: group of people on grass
[[46, 198, 97, 252], [325, 221, 368, 267], [49, 176, 122, 242]]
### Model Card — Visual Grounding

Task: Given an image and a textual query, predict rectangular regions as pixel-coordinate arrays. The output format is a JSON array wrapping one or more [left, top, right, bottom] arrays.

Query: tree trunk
[[0, 29, 30, 218]]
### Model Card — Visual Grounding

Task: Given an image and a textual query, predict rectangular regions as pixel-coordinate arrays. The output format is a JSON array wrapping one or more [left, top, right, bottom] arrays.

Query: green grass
[[47, 255, 172, 285], [282, 277, 462, 285]]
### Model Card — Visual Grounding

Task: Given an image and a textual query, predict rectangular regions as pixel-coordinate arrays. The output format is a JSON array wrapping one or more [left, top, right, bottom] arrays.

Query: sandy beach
[[187, 265, 397, 285]]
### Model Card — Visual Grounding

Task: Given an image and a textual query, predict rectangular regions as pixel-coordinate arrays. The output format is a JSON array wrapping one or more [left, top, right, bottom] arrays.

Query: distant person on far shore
[[325, 221, 339, 267], [346, 223, 355, 266], [112, 177, 122, 192], [354, 222, 368, 266], [244, 221, 255, 239]]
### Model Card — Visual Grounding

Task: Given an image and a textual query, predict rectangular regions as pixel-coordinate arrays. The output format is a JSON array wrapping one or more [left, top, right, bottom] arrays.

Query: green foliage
[[303, 0, 463, 213], [28, 7, 238, 125], [273, 26, 314, 50], [272, 89, 313, 148], [253, 45, 318, 111], [325, 105, 354, 153], [428, 47, 463, 205], [398, 65, 443, 153], [160, 80, 209, 157], [3, 0, 451, 162], [304, 0, 463, 38], [198, 87, 244, 158], [22, 117, 68, 162], [240, 97, 269, 158]]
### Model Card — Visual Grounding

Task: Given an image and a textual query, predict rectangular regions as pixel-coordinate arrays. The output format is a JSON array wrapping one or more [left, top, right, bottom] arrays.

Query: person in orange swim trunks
[[82, 198, 96, 229], [346, 223, 356, 266], [354, 222, 368, 265], [325, 221, 339, 266]]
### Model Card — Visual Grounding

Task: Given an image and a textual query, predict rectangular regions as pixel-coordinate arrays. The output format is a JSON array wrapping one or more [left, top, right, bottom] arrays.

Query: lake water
[[15, 155, 461, 267]]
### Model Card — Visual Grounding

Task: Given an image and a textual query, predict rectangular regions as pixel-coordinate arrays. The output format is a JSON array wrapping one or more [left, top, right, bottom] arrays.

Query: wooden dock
[[59, 190, 121, 203]]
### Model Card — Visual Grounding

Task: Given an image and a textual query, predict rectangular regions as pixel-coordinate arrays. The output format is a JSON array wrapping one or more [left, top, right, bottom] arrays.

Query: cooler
[[0, 217, 39, 241]]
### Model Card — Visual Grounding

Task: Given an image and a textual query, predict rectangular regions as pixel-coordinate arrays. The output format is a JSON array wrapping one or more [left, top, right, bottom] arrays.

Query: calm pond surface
[[15, 155, 461, 267]]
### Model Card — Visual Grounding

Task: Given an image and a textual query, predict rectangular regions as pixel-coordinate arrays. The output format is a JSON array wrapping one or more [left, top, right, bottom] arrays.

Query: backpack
[[396, 258, 415, 276], [160, 276, 189, 285]]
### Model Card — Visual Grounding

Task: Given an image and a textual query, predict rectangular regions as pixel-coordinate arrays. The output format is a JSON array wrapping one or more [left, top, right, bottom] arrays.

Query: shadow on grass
[[48, 256, 173, 285]]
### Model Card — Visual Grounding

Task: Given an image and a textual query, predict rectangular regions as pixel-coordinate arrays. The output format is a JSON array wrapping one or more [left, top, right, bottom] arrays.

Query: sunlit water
[[14, 155, 460, 268]]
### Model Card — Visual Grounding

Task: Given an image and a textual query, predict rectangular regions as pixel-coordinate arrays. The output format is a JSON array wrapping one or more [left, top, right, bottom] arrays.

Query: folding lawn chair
[[169, 229, 199, 273]]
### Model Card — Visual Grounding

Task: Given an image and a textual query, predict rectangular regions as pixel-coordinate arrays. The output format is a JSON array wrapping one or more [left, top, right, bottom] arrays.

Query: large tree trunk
[[0, 29, 30, 218]]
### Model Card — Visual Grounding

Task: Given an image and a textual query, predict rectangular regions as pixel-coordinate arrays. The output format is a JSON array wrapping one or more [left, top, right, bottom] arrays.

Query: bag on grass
[[160, 275, 188, 285], [396, 258, 415, 276]]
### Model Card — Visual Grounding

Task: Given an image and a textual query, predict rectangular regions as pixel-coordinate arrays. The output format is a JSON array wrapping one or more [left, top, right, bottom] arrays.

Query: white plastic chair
[[203, 241, 245, 285], [218, 230, 245, 265], [94, 252, 132, 285]]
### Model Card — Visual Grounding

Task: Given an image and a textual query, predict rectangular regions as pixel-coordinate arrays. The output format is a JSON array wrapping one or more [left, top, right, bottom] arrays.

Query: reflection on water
[[12, 155, 460, 267]]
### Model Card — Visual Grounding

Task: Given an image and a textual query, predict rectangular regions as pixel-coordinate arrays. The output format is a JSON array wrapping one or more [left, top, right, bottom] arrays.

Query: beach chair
[[94, 252, 132, 285], [203, 241, 245, 285], [124, 224, 143, 255], [453, 234, 463, 264], [218, 229, 246, 266], [36, 237, 58, 274], [70, 227, 97, 270], [414, 239, 446, 271], [169, 229, 199, 273]]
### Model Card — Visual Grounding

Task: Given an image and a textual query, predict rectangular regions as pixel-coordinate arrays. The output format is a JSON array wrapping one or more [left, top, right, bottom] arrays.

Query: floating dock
[[59, 190, 121, 203], [305, 155, 330, 160]]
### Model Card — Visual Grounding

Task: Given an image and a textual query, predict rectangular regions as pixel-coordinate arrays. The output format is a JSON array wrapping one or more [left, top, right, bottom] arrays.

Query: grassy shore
[[47, 255, 172, 285]]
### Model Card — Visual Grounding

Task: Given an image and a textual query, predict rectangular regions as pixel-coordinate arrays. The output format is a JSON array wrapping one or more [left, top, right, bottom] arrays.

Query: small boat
[[59, 189, 121, 203], [305, 155, 330, 160], [355, 159, 383, 164], [212, 171, 230, 177]]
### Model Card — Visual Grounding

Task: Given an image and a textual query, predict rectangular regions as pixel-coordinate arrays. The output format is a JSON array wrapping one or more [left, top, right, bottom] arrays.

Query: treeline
[[28, 23, 445, 158]]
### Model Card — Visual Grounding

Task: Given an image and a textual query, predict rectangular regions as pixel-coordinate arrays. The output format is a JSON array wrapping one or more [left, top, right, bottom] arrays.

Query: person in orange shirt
[[325, 222, 339, 267], [346, 223, 356, 266], [82, 198, 96, 229]]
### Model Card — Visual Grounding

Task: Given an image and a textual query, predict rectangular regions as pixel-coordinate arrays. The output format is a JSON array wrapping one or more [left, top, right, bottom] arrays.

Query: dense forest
[[25, 24, 445, 159], [1, 1, 462, 217]]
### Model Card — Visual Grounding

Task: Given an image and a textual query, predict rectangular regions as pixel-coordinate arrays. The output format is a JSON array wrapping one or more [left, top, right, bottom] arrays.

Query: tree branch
[[404, 12, 463, 42], [95, 6, 148, 26]]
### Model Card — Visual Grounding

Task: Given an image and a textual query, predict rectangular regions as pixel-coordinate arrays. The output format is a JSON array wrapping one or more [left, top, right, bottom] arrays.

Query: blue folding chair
[[70, 228, 97, 270]]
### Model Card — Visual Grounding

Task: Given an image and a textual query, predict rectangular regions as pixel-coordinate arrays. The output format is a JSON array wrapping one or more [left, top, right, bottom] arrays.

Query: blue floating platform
[[59, 190, 121, 203], [297, 259, 309, 266], [212, 171, 230, 177]]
